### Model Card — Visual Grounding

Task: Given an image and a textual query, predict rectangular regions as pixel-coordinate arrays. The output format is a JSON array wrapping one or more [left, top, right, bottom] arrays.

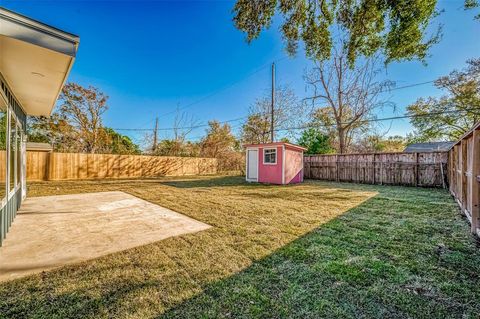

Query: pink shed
[[245, 142, 306, 185]]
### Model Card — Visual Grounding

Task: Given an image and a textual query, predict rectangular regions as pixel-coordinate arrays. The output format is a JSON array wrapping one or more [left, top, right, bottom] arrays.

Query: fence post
[[414, 152, 419, 187], [45, 151, 53, 181], [461, 140, 468, 211], [335, 155, 339, 182], [372, 154, 376, 184], [471, 129, 480, 233]]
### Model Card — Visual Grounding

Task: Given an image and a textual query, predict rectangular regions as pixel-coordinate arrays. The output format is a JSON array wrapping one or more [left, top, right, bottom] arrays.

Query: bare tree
[[171, 108, 198, 156], [241, 84, 305, 144], [145, 107, 199, 156], [305, 49, 394, 153]]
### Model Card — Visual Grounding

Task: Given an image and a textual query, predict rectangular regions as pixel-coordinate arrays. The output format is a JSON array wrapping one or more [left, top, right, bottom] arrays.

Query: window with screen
[[9, 114, 16, 193], [0, 101, 6, 200], [16, 124, 21, 187], [264, 148, 277, 164]]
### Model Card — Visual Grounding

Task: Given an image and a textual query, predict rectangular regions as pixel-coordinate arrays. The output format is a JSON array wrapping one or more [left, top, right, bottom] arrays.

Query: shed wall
[[258, 146, 283, 184], [284, 147, 303, 184]]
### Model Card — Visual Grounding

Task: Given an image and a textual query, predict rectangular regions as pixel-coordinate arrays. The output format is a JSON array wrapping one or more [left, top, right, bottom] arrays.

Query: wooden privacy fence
[[304, 151, 448, 187], [26, 152, 218, 181], [449, 124, 480, 236]]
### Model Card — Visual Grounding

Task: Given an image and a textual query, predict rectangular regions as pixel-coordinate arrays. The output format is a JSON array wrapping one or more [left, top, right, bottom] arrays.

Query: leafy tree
[[152, 139, 200, 157], [59, 83, 109, 154], [465, 0, 480, 20], [233, 0, 440, 65], [104, 128, 141, 155], [199, 121, 243, 172], [28, 113, 81, 152], [28, 82, 141, 154], [381, 136, 407, 152], [200, 121, 238, 158], [297, 128, 335, 154], [407, 58, 480, 141]]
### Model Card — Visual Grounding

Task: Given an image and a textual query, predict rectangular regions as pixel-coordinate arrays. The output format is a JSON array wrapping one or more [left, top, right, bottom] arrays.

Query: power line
[[304, 80, 435, 106], [112, 78, 437, 133], [112, 106, 480, 134], [273, 107, 480, 132], [154, 56, 289, 119], [113, 115, 249, 132], [388, 80, 435, 92]]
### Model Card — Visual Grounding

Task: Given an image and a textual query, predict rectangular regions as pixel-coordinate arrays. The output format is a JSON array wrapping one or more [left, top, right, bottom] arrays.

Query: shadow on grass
[[1, 183, 479, 318], [156, 188, 480, 318]]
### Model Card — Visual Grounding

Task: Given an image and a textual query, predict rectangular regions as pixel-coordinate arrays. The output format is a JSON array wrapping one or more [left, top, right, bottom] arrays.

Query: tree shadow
[[1, 183, 477, 318], [156, 189, 478, 318]]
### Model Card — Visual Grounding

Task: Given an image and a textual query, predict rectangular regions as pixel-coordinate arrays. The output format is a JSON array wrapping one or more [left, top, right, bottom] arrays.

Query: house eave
[[0, 7, 79, 56], [0, 7, 79, 116]]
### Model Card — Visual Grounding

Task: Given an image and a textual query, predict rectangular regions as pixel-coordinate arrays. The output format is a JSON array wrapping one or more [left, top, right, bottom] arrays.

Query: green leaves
[[407, 58, 480, 141], [465, 0, 480, 20], [232, 0, 278, 43], [233, 0, 440, 65], [297, 127, 335, 154]]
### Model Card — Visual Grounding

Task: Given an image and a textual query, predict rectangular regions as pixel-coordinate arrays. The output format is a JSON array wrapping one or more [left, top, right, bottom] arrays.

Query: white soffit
[[0, 7, 79, 116]]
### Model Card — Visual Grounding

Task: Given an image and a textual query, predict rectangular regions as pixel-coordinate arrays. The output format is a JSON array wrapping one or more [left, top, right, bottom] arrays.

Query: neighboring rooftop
[[404, 142, 455, 152], [26, 142, 53, 152]]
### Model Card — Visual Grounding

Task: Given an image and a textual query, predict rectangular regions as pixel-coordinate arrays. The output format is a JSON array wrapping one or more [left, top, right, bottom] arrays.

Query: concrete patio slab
[[0, 191, 211, 282]]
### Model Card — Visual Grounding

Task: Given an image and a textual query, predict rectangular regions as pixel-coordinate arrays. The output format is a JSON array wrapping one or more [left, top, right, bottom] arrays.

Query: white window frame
[[15, 120, 23, 190], [8, 110, 19, 200], [263, 147, 277, 165], [1, 74, 26, 204]]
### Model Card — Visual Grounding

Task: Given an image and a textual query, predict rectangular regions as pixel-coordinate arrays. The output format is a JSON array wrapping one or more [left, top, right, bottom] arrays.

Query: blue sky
[[2, 0, 479, 146]]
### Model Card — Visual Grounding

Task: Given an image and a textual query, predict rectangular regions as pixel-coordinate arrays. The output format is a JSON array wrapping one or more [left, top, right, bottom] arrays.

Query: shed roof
[[244, 142, 307, 152]]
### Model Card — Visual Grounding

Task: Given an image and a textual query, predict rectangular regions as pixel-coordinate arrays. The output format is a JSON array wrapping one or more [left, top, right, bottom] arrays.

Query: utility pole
[[271, 62, 275, 143], [152, 117, 158, 152]]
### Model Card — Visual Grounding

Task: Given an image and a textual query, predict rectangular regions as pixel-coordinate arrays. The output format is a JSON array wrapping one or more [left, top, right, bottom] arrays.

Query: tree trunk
[[338, 127, 346, 154]]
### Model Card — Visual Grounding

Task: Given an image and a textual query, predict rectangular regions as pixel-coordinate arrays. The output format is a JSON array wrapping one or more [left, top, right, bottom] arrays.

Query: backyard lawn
[[1, 176, 480, 318]]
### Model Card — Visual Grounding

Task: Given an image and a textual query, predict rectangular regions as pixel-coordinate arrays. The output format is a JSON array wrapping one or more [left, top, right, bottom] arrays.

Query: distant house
[[26, 142, 53, 152], [404, 142, 455, 153]]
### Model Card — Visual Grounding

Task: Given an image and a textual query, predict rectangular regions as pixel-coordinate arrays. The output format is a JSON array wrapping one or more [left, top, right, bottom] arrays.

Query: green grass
[[1, 176, 479, 318]]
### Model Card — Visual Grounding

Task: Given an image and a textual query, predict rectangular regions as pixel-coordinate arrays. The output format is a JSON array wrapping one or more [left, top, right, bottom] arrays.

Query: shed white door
[[247, 149, 258, 181]]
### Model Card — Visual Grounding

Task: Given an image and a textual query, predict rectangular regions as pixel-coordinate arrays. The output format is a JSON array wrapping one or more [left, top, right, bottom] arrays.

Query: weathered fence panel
[[304, 151, 448, 187], [449, 124, 480, 237], [26, 152, 218, 181]]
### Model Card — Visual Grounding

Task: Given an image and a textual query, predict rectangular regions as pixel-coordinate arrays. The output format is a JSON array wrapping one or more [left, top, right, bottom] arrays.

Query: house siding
[[0, 74, 27, 247]]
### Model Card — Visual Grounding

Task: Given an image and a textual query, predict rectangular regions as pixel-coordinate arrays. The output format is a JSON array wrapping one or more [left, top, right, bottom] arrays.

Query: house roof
[[0, 7, 79, 116], [404, 142, 455, 153], [244, 142, 307, 152]]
